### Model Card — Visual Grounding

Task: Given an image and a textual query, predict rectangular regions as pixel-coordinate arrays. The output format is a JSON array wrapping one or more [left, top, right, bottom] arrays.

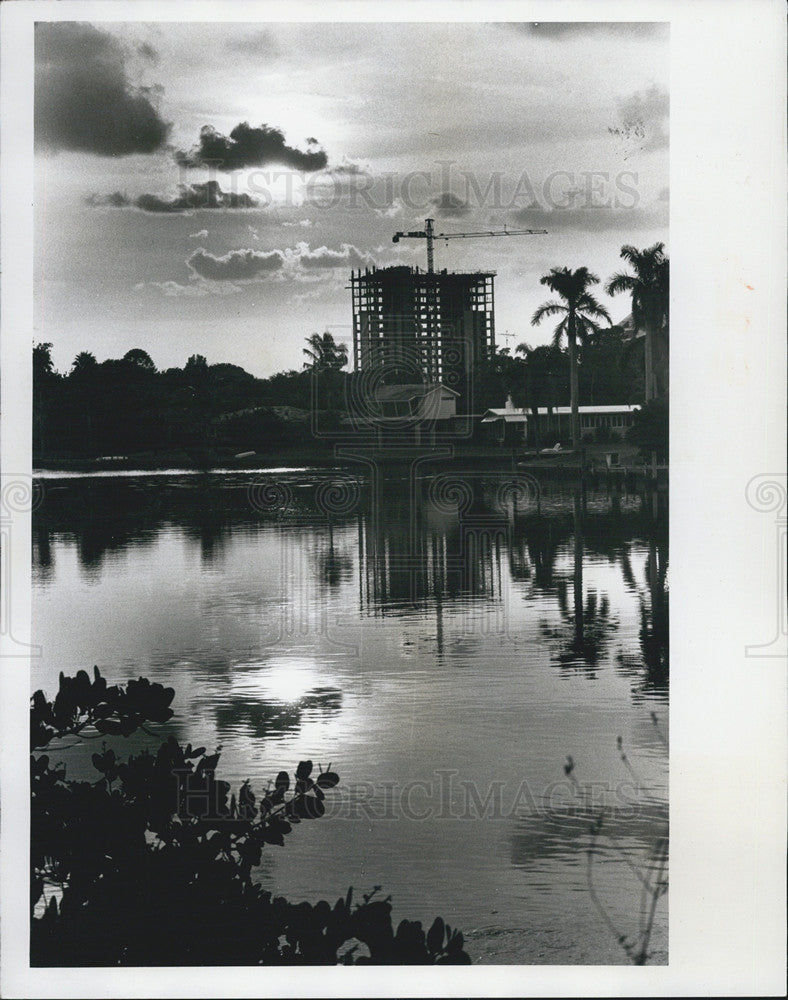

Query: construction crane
[[392, 217, 548, 273]]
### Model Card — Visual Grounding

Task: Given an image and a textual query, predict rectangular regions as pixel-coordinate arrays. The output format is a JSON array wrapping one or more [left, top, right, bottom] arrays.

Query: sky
[[34, 19, 668, 378]]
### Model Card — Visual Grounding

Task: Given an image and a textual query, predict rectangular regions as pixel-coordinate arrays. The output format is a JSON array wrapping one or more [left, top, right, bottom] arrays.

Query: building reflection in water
[[32, 471, 668, 690], [356, 470, 539, 613]]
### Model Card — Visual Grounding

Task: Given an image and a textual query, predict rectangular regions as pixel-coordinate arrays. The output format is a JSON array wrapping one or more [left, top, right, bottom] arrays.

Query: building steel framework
[[350, 265, 495, 403]]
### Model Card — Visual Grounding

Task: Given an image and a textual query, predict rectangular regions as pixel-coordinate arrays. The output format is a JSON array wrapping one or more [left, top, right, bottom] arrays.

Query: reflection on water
[[212, 658, 343, 740], [32, 468, 668, 964]]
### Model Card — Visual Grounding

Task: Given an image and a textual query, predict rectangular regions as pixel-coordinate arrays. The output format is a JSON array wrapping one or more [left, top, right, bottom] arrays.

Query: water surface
[[32, 468, 668, 964]]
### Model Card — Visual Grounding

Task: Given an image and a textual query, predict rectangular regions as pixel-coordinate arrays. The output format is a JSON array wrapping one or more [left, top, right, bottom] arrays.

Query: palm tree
[[70, 351, 98, 377], [302, 331, 348, 372], [606, 244, 669, 402], [531, 267, 611, 450]]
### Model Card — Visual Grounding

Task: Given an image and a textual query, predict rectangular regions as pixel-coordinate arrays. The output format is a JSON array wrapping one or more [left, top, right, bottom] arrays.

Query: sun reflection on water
[[232, 657, 326, 704]]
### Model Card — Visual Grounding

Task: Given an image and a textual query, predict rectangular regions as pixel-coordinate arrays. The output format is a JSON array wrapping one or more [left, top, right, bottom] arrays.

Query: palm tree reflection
[[617, 528, 669, 695], [541, 491, 618, 675], [316, 520, 353, 588]]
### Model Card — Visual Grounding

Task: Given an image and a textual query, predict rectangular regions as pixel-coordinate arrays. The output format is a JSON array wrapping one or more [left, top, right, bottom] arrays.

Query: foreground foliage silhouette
[[31, 669, 470, 966]]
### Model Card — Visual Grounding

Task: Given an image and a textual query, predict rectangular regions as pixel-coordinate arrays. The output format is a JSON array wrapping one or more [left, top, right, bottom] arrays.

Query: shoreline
[[33, 447, 668, 492]]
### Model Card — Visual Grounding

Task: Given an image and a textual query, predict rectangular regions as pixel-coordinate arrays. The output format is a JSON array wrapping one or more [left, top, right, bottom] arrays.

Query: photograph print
[[30, 16, 669, 967]]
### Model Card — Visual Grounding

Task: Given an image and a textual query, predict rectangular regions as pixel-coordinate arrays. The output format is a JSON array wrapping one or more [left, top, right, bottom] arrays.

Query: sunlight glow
[[233, 657, 323, 704]]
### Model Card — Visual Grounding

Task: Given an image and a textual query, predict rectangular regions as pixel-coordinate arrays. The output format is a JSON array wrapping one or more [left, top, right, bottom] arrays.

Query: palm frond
[[574, 267, 601, 286], [576, 294, 612, 324], [618, 244, 642, 266], [606, 271, 636, 296], [531, 301, 567, 326]]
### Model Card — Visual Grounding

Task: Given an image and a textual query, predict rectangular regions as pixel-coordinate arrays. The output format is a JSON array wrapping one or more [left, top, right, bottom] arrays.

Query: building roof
[[482, 404, 639, 423], [613, 312, 668, 342], [543, 405, 639, 414], [481, 410, 528, 424], [375, 383, 460, 401]]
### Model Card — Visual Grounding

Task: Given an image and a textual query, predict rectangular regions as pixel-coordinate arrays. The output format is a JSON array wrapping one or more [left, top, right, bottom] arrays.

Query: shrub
[[627, 398, 668, 461], [594, 425, 616, 444], [31, 669, 470, 966]]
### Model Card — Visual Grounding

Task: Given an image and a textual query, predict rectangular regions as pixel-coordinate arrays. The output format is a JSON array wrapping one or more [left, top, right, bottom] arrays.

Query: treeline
[[473, 328, 646, 413], [32, 332, 646, 462], [32, 346, 346, 462]]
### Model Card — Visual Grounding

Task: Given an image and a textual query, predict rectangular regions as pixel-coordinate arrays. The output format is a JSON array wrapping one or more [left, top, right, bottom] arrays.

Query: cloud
[[87, 190, 131, 209], [189, 229, 209, 239], [225, 29, 279, 59], [375, 197, 405, 219], [149, 280, 243, 297], [431, 192, 471, 218], [330, 160, 370, 176], [137, 41, 160, 64], [296, 243, 374, 269], [511, 199, 668, 233], [506, 23, 667, 41], [187, 247, 285, 281], [610, 84, 669, 151], [303, 166, 377, 204], [182, 241, 375, 284], [87, 181, 259, 213], [35, 22, 170, 156], [175, 122, 328, 172], [282, 219, 314, 228]]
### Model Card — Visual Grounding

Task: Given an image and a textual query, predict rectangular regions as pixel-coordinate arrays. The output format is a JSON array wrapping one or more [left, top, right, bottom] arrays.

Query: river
[[32, 466, 668, 964]]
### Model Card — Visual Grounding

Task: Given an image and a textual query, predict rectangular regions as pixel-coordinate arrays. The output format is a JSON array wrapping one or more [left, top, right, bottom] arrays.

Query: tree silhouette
[[33, 342, 59, 456], [606, 244, 669, 402], [123, 348, 157, 372], [531, 268, 611, 449], [70, 351, 98, 377], [31, 669, 470, 966], [33, 341, 56, 382], [303, 332, 348, 372]]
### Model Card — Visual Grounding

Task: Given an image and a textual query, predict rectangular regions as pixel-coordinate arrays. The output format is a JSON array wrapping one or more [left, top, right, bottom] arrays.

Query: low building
[[374, 383, 458, 421], [341, 382, 463, 443], [480, 403, 528, 443], [482, 399, 639, 446]]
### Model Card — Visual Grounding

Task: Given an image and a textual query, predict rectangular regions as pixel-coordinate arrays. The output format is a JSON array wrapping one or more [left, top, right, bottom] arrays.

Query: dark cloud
[[184, 242, 375, 282], [137, 41, 160, 64], [188, 247, 285, 281], [330, 162, 369, 176], [175, 122, 328, 172], [431, 192, 471, 218], [611, 84, 669, 151], [86, 190, 130, 209], [35, 22, 170, 156], [87, 180, 259, 213], [297, 244, 374, 269], [507, 22, 667, 41], [511, 199, 668, 233]]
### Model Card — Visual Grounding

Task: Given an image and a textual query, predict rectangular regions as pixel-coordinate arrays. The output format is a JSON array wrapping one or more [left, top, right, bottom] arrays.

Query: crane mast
[[392, 217, 548, 273]]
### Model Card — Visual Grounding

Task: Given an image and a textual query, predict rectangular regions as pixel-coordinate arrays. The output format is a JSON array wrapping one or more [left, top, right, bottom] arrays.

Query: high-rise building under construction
[[350, 265, 495, 411]]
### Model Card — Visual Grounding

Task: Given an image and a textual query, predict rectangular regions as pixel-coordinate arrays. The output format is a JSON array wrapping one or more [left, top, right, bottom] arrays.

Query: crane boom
[[392, 217, 547, 273]]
